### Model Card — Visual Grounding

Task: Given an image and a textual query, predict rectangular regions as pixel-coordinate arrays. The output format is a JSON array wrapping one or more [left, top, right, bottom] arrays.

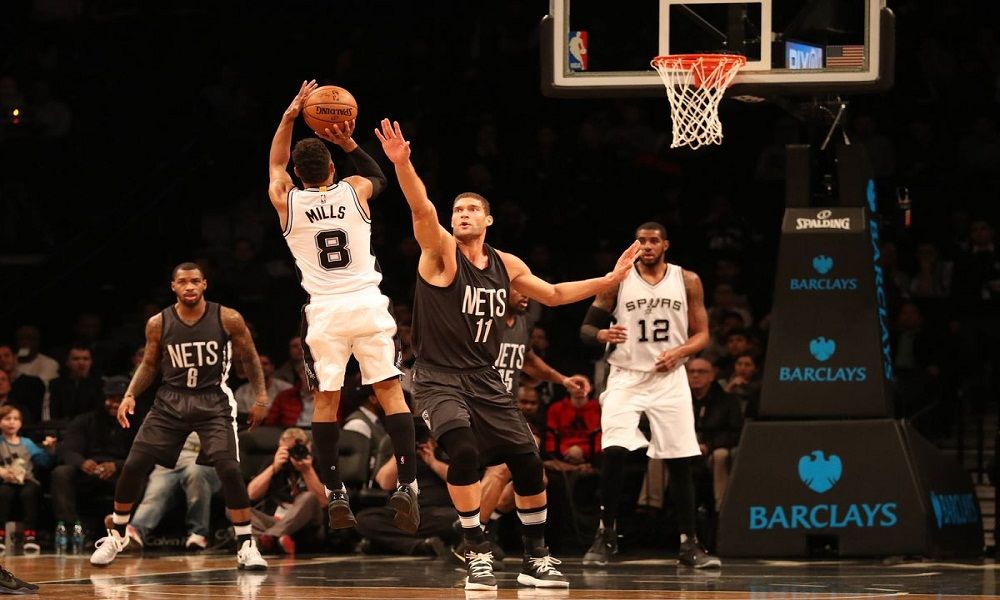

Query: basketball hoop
[[651, 54, 746, 150]]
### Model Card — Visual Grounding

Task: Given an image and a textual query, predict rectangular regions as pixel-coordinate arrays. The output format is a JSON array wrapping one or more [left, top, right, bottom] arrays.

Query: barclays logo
[[778, 338, 867, 382], [812, 255, 833, 274], [748, 452, 898, 530], [788, 256, 858, 291], [929, 492, 978, 528], [809, 337, 836, 361], [798, 450, 841, 493]]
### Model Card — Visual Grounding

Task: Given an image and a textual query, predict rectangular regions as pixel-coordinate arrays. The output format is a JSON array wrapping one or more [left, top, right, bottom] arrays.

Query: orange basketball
[[302, 85, 358, 132]]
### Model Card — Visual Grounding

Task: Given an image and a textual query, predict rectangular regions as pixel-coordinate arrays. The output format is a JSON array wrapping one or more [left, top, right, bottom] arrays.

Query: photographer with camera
[[247, 427, 326, 554], [355, 418, 457, 556]]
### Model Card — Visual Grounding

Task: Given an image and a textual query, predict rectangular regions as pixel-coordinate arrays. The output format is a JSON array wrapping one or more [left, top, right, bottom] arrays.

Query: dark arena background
[[3, 1, 1000, 598]]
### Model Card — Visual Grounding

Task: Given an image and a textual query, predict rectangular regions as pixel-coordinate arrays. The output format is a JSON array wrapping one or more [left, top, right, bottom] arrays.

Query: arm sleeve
[[344, 146, 387, 198], [580, 305, 613, 345]]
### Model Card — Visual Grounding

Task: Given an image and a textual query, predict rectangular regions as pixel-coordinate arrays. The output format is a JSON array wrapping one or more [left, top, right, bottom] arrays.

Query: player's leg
[[92, 400, 188, 566], [354, 298, 419, 532], [436, 425, 496, 590], [647, 373, 720, 569], [479, 464, 512, 561], [506, 451, 568, 588], [302, 304, 356, 527], [584, 374, 648, 566], [195, 415, 267, 570]]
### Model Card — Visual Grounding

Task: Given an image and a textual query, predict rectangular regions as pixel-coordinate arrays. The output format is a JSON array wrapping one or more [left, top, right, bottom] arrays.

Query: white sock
[[680, 533, 689, 544], [234, 524, 252, 538]]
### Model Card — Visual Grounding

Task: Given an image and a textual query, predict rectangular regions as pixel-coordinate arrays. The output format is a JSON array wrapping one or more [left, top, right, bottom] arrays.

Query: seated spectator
[[13, 326, 58, 386], [0, 406, 55, 553], [545, 376, 601, 465], [909, 242, 952, 299], [264, 365, 314, 428], [356, 422, 455, 556], [339, 385, 387, 490], [713, 329, 753, 381], [49, 345, 104, 422], [125, 432, 221, 551], [892, 302, 943, 420], [0, 344, 44, 424], [516, 385, 545, 437], [707, 284, 753, 332], [234, 355, 291, 420], [688, 358, 743, 512], [273, 336, 304, 385], [720, 352, 762, 417], [700, 311, 746, 364], [247, 428, 325, 555], [52, 376, 135, 527]]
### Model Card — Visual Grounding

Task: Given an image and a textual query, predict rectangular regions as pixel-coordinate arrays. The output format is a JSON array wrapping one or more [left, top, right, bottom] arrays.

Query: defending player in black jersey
[[376, 119, 639, 591], [90, 263, 269, 570]]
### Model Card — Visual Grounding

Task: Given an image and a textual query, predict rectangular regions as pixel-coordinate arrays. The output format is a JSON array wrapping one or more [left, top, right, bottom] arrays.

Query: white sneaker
[[236, 540, 268, 571], [185, 533, 208, 550], [90, 530, 129, 566]]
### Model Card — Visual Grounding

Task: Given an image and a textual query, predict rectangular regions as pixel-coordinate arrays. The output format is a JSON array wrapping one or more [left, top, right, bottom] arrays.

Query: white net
[[651, 54, 746, 150]]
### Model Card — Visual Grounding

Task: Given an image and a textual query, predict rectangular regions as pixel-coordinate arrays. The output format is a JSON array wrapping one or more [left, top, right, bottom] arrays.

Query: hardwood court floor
[[7, 552, 1000, 599]]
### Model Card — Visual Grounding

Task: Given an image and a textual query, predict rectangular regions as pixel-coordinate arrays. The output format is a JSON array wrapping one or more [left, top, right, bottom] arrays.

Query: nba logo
[[568, 31, 588, 72]]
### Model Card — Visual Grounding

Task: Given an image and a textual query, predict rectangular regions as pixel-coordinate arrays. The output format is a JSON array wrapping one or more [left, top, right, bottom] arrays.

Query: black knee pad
[[214, 459, 250, 509], [438, 427, 481, 486], [506, 452, 545, 497]]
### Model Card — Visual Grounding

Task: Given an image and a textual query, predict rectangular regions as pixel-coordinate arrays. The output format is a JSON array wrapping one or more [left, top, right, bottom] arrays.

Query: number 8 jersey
[[282, 182, 382, 299], [608, 264, 689, 372]]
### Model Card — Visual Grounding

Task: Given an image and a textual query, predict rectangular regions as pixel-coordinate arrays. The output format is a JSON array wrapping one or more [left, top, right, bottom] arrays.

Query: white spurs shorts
[[302, 289, 401, 392], [599, 364, 700, 459]]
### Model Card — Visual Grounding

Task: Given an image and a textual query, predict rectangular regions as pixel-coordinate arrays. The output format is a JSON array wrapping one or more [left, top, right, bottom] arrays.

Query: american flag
[[826, 45, 865, 68]]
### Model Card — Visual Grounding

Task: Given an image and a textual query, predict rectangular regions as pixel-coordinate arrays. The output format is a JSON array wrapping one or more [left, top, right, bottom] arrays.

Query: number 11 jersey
[[283, 182, 381, 299], [608, 264, 689, 372]]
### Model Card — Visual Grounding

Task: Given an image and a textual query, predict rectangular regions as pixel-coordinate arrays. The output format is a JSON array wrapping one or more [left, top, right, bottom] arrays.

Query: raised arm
[[268, 80, 317, 228], [221, 307, 269, 429], [315, 119, 387, 205], [118, 314, 162, 429], [375, 118, 455, 281], [501, 241, 639, 307]]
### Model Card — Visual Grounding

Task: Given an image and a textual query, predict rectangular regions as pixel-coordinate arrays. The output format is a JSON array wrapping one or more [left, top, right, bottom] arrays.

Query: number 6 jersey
[[608, 264, 689, 372], [282, 182, 382, 299], [160, 302, 231, 391]]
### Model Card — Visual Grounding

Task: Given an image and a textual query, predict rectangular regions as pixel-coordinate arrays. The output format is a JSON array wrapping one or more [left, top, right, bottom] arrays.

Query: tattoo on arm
[[126, 315, 162, 398], [223, 308, 267, 401]]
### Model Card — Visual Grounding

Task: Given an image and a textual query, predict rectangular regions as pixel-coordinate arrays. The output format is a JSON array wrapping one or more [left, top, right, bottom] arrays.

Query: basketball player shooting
[[90, 263, 269, 570], [375, 118, 639, 591], [580, 222, 721, 569], [268, 81, 420, 535]]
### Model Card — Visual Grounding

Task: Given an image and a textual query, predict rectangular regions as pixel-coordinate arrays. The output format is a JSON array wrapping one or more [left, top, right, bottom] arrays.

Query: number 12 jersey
[[282, 182, 381, 299], [608, 264, 689, 372]]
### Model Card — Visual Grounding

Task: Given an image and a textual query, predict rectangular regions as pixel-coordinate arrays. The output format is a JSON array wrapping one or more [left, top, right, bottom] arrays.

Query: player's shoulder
[[679, 267, 702, 287]]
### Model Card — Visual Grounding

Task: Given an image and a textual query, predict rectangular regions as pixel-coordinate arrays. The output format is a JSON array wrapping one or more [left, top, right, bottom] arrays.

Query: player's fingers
[[374, 128, 385, 143], [393, 120, 404, 140]]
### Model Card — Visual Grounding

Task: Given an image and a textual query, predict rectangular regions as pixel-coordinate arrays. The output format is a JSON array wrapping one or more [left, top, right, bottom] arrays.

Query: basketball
[[302, 85, 358, 132]]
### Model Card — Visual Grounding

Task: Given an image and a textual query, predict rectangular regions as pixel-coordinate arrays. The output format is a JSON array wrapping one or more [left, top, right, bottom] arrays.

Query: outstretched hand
[[117, 396, 135, 429], [284, 79, 318, 120], [315, 119, 357, 149], [374, 118, 411, 164], [608, 241, 641, 283]]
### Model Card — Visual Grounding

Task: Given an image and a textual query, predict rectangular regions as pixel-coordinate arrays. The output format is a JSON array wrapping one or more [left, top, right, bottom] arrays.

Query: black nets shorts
[[412, 365, 538, 466], [131, 386, 240, 468]]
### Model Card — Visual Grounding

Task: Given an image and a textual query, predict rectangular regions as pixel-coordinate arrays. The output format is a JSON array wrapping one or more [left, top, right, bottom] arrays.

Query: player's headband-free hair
[[636, 221, 668, 240]]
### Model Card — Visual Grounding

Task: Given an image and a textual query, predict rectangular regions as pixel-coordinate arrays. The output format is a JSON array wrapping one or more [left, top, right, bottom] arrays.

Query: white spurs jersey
[[607, 264, 689, 372], [282, 182, 381, 299]]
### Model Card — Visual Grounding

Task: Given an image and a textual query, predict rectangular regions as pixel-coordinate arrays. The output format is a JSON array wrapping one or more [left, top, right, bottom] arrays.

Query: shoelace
[[529, 555, 563, 575], [466, 551, 494, 578], [94, 534, 121, 551]]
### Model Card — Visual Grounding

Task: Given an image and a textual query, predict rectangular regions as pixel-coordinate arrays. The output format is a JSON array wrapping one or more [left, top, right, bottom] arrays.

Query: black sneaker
[[0, 564, 37, 594], [517, 546, 569, 588], [582, 526, 617, 566], [464, 541, 497, 591], [678, 538, 721, 569], [388, 483, 420, 533], [327, 488, 356, 530]]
